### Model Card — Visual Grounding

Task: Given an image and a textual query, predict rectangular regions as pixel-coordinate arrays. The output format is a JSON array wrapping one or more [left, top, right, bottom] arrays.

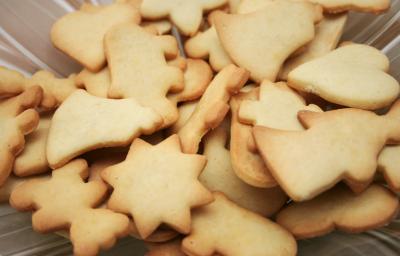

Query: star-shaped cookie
[[102, 135, 213, 238]]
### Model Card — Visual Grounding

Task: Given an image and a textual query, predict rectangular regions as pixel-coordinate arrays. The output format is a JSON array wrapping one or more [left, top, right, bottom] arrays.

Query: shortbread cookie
[[87, 153, 179, 243], [279, 13, 347, 80], [105, 23, 184, 126], [47, 90, 162, 169], [288, 44, 399, 110], [378, 145, 400, 192], [178, 65, 249, 153], [13, 114, 52, 177], [142, 20, 172, 35], [0, 87, 42, 186], [309, 0, 390, 13], [239, 81, 322, 131], [51, 2, 141, 71], [168, 59, 213, 104], [230, 89, 277, 188], [169, 101, 198, 134], [24, 70, 78, 110], [184, 13, 233, 72], [201, 121, 287, 216], [140, 0, 228, 36], [276, 184, 399, 239], [182, 192, 297, 256], [0, 66, 25, 98], [102, 135, 213, 238], [253, 100, 400, 201], [0, 67, 78, 109], [213, 1, 322, 82], [10, 159, 130, 256], [75, 68, 110, 98]]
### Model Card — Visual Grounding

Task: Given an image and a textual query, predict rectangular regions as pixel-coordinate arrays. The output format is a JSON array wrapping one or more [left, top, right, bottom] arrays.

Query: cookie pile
[[0, 0, 399, 255]]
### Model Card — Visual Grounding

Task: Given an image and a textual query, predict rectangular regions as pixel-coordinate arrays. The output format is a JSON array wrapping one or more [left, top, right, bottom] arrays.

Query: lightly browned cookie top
[[253, 100, 400, 202], [0, 86, 42, 186], [213, 0, 322, 82], [10, 159, 130, 256], [101, 135, 213, 239], [105, 22, 184, 126], [276, 184, 399, 239]]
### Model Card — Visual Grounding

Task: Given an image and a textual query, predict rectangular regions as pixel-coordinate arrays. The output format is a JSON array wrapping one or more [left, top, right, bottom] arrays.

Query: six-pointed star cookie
[[102, 135, 213, 239]]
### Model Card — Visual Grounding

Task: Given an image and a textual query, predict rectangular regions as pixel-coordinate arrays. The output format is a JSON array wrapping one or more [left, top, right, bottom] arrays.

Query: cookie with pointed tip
[[276, 184, 399, 239], [213, 1, 322, 82], [253, 100, 400, 201], [51, 2, 141, 71], [130, 224, 179, 243], [182, 192, 297, 256], [168, 59, 213, 104], [239, 81, 322, 132], [185, 13, 233, 72], [140, 0, 228, 36], [279, 13, 347, 80], [47, 90, 162, 169], [230, 89, 277, 188], [105, 23, 184, 126], [201, 120, 287, 216], [288, 44, 399, 110], [0, 66, 25, 98], [378, 145, 400, 192], [102, 135, 213, 239], [10, 159, 130, 256], [0, 86, 42, 186], [178, 64, 249, 154], [13, 114, 52, 177], [309, 0, 390, 13]]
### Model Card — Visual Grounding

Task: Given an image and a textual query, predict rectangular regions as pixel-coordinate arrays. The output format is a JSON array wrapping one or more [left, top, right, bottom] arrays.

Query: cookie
[[168, 59, 213, 104], [105, 22, 184, 126], [228, 0, 241, 13], [288, 44, 399, 110], [276, 184, 399, 239], [184, 13, 233, 72], [24, 70, 78, 110], [0, 66, 25, 98], [47, 89, 162, 169], [140, 0, 228, 36], [13, 113, 52, 177], [213, 0, 323, 82], [378, 145, 400, 192], [0, 67, 78, 109], [309, 0, 390, 13], [239, 81, 322, 132], [253, 100, 400, 201], [51, 2, 141, 71], [75, 68, 111, 98], [101, 135, 213, 238], [200, 120, 287, 216], [10, 159, 130, 256], [169, 101, 198, 134], [182, 192, 297, 256], [279, 13, 347, 80], [178, 64, 249, 153], [0, 175, 32, 203], [230, 88, 277, 188], [130, 224, 179, 243], [0, 87, 42, 186]]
